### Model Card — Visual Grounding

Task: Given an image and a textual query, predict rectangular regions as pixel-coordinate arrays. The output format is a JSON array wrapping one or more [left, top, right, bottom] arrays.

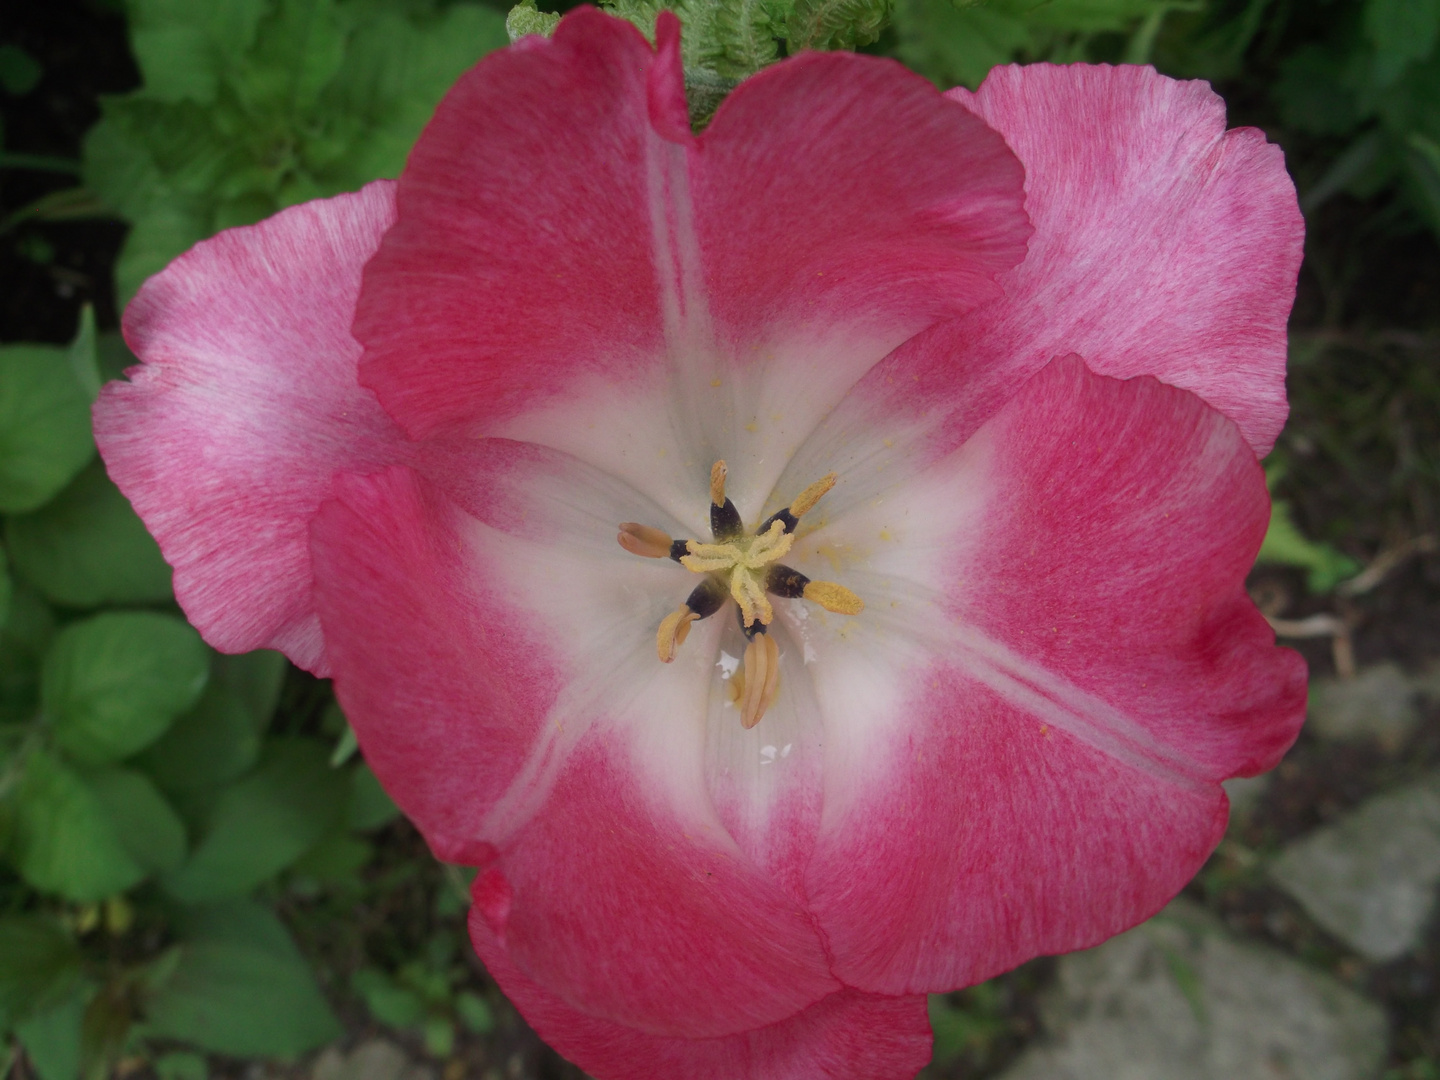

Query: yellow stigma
[[680, 520, 794, 627]]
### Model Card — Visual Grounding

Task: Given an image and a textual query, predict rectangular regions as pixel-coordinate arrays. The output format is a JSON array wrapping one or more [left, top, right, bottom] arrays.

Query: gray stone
[[1223, 774, 1272, 820], [311, 1040, 410, 1080], [999, 902, 1387, 1080], [1270, 774, 1440, 962], [1308, 663, 1419, 749]]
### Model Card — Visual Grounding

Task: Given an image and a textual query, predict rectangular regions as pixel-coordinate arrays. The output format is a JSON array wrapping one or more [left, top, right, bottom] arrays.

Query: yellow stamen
[[802, 580, 864, 616], [618, 522, 673, 559], [789, 473, 836, 518], [740, 632, 781, 729], [709, 460, 728, 507], [657, 606, 699, 663], [681, 521, 795, 626]]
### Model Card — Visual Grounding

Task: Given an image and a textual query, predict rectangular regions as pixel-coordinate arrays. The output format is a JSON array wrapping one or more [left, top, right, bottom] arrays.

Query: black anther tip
[[685, 578, 727, 620], [765, 565, 810, 599], [758, 508, 799, 535], [711, 498, 743, 541]]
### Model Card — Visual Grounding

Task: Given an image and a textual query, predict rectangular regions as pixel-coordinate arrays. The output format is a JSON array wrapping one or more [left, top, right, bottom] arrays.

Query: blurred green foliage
[[85, 0, 508, 305], [1, 0, 498, 1073]]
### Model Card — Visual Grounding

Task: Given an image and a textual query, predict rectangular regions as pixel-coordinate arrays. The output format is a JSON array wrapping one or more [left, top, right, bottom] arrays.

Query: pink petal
[[310, 465, 843, 1037], [863, 63, 1299, 458], [353, 9, 1029, 465], [796, 356, 1305, 993], [469, 908, 933, 1080], [93, 182, 405, 674]]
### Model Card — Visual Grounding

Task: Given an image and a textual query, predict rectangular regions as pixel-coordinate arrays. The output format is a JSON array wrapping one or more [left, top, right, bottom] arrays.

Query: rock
[[1223, 774, 1272, 821], [1270, 774, 1440, 962], [998, 902, 1387, 1080], [1307, 663, 1419, 749], [311, 1040, 411, 1080]]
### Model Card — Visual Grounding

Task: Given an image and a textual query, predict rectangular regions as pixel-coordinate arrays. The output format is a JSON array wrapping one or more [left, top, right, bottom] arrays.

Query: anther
[[618, 522, 674, 559], [760, 471, 837, 535], [739, 632, 781, 729], [789, 473, 836, 518], [657, 606, 699, 663], [708, 459, 743, 540], [709, 460, 727, 507], [803, 580, 864, 615]]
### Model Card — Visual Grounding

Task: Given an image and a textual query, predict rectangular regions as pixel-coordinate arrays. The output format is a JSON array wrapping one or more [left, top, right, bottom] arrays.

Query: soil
[[4, 3, 1439, 1079]]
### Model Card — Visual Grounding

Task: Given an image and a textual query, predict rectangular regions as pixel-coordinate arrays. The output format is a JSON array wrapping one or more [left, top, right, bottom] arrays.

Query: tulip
[[95, 11, 1306, 1077]]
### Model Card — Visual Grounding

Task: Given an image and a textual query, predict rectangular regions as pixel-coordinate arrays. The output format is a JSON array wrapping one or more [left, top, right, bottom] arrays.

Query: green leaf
[[1364, 0, 1440, 87], [787, 0, 893, 49], [927, 987, 1008, 1066], [0, 320, 98, 514], [136, 682, 263, 794], [82, 110, 165, 223], [142, 900, 341, 1056], [704, 0, 784, 78], [894, 0, 1034, 89], [1404, 132, 1440, 236], [422, 1015, 455, 1058], [1257, 481, 1360, 593], [0, 549, 12, 633], [352, 967, 426, 1029], [7, 458, 174, 607], [127, 0, 269, 102], [0, 584, 56, 724], [153, 1052, 208, 1080], [319, 2, 508, 187], [237, 0, 347, 117], [506, 0, 561, 40], [347, 761, 400, 831], [1274, 44, 1365, 136], [42, 611, 209, 766], [14, 982, 91, 1080], [0, 45, 44, 96], [114, 198, 210, 308], [88, 767, 187, 874], [455, 991, 494, 1035], [0, 915, 81, 1030], [7, 749, 146, 901], [289, 830, 370, 883], [163, 738, 346, 902]]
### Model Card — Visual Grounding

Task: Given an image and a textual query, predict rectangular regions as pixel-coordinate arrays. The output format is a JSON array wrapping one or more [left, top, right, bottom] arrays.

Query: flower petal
[[819, 63, 1300, 469], [93, 182, 404, 674], [310, 464, 843, 1037], [469, 907, 933, 1080], [957, 63, 1301, 455], [354, 10, 1029, 519], [789, 355, 1305, 993]]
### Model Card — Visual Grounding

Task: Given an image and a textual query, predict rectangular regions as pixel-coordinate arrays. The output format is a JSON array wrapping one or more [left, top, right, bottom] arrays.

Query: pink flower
[[95, 11, 1306, 1078]]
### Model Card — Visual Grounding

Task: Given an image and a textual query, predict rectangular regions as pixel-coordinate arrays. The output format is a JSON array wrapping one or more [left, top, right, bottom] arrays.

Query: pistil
[[616, 460, 864, 728]]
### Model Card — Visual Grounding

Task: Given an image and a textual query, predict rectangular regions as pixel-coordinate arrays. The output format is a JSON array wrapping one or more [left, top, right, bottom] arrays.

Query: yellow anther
[[789, 473, 836, 518], [709, 460, 728, 507], [618, 522, 673, 559], [657, 606, 699, 663], [802, 580, 864, 616], [739, 632, 781, 729]]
